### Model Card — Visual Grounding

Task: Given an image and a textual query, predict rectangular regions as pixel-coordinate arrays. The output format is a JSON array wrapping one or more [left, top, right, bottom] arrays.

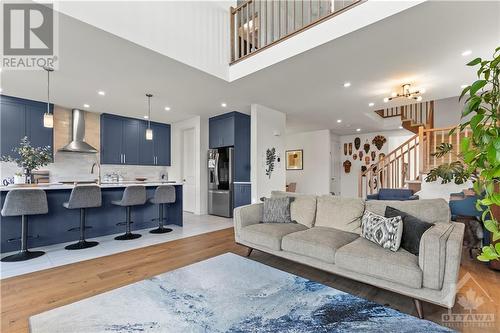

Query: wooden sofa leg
[[246, 247, 253, 257], [414, 299, 424, 319]]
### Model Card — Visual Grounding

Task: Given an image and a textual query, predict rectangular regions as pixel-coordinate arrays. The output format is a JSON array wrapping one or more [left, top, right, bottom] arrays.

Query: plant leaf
[[467, 57, 482, 66], [469, 80, 487, 95]]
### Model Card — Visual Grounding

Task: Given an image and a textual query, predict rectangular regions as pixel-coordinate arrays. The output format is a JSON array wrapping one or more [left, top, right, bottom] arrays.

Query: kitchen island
[[0, 182, 183, 252]]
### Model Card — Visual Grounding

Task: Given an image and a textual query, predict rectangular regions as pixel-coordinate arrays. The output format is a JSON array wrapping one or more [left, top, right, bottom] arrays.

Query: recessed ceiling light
[[399, 125, 403, 129], [356, 128, 361, 132], [336, 119, 342, 123], [461, 50, 472, 56], [343, 82, 351, 88], [164, 106, 171, 111], [416, 96, 423, 101], [143, 115, 149, 119], [368, 102, 374, 107], [383, 97, 389, 103], [221, 103, 227, 108], [98, 90, 106, 96], [460, 84, 468, 89], [83, 104, 90, 108]]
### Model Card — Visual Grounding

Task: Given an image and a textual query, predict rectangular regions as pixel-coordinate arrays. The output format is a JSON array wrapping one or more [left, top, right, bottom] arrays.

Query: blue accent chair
[[366, 188, 419, 201]]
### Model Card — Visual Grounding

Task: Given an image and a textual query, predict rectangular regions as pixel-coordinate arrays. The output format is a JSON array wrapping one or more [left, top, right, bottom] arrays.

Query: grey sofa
[[234, 191, 465, 318]]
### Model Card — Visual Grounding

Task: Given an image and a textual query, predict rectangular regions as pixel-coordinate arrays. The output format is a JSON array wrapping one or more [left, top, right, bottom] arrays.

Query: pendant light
[[145, 93, 153, 140], [43, 66, 54, 128]]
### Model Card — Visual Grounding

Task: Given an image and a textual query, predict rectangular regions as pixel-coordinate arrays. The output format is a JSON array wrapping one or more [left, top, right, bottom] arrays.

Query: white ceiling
[[2, 1, 499, 135]]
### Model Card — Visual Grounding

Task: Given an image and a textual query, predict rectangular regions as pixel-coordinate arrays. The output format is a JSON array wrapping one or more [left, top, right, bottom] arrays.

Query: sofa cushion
[[240, 223, 308, 250], [271, 191, 317, 228], [282, 227, 359, 263], [365, 199, 451, 224], [336, 238, 423, 289], [262, 197, 293, 223], [360, 210, 403, 252], [378, 188, 415, 200], [315, 196, 364, 233]]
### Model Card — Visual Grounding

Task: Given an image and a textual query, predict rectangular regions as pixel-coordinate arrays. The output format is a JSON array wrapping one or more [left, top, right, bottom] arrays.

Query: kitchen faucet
[[91, 161, 101, 185]]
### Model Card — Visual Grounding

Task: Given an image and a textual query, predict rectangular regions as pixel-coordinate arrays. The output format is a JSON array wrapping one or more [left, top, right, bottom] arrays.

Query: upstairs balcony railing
[[230, 0, 363, 64]]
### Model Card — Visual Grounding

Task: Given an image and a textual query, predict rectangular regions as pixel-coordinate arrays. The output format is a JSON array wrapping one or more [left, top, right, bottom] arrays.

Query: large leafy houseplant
[[457, 47, 500, 262], [1, 136, 52, 183]]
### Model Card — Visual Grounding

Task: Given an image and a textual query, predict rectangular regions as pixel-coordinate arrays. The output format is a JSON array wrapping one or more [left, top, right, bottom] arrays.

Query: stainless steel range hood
[[59, 109, 98, 153]]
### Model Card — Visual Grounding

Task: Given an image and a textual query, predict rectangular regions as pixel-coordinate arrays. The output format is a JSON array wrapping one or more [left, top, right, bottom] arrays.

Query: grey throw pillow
[[385, 206, 434, 256], [360, 210, 403, 251], [262, 197, 293, 223]]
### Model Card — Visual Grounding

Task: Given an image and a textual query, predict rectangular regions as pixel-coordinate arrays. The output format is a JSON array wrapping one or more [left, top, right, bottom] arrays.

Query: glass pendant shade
[[43, 112, 53, 128], [145, 127, 153, 140]]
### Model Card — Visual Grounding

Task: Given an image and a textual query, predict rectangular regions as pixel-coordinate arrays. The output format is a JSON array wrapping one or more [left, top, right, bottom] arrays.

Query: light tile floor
[[0, 213, 233, 279]]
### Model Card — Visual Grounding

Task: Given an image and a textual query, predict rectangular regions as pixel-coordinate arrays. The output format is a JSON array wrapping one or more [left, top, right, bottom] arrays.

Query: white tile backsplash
[[1, 151, 171, 184]]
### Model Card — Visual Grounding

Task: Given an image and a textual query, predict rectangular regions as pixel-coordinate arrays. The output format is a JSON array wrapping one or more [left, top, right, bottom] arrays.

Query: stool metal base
[[115, 233, 142, 241], [150, 227, 173, 234], [65, 240, 99, 250], [1, 250, 45, 262]]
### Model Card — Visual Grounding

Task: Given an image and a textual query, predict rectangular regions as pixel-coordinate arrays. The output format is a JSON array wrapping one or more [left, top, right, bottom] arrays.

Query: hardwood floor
[[1, 227, 499, 333]]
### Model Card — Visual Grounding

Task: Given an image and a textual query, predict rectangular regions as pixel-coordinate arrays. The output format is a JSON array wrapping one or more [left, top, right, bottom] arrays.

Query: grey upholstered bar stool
[[149, 185, 176, 234], [63, 185, 102, 250], [112, 185, 146, 240], [1, 189, 48, 262]]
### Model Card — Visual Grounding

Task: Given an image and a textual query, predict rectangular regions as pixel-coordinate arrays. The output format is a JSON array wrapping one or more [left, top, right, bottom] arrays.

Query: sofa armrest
[[234, 203, 263, 241], [418, 222, 463, 290], [408, 195, 419, 200], [366, 194, 378, 200]]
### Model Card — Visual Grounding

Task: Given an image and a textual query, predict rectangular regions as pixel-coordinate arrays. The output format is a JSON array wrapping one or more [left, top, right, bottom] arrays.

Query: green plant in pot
[[1, 136, 53, 184], [425, 47, 500, 264]]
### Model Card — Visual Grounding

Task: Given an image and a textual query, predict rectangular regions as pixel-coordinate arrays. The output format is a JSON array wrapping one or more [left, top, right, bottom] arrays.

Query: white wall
[[434, 96, 466, 128], [339, 130, 413, 198], [57, 1, 234, 81], [285, 129, 331, 195], [251, 104, 286, 202], [170, 116, 208, 215]]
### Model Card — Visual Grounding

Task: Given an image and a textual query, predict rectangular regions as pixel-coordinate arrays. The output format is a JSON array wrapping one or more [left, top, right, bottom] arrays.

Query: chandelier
[[383, 83, 424, 103]]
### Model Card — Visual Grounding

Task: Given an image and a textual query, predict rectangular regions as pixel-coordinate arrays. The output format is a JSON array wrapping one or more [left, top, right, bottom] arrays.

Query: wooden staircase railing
[[375, 100, 434, 134], [358, 124, 471, 198], [230, 0, 363, 64]]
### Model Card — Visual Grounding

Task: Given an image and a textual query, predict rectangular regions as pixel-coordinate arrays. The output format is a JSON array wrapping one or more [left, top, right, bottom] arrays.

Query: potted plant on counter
[[1, 137, 52, 184]]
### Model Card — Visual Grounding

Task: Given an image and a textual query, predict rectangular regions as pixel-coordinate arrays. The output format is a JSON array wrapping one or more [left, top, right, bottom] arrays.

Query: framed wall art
[[286, 149, 303, 170]]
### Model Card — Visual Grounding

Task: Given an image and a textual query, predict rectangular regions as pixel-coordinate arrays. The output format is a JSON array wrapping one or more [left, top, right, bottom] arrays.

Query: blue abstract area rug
[[29, 253, 453, 333]]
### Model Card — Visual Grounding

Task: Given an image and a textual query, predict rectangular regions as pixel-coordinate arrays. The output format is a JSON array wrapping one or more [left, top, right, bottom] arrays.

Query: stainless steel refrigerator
[[208, 147, 234, 217]]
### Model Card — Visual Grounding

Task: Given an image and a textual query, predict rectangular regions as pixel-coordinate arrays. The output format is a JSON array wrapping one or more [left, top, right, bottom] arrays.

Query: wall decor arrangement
[[359, 151, 363, 159], [354, 137, 361, 150], [343, 143, 348, 155], [379, 153, 386, 160], [361, 166, 367, 173], [348, 143, 353, 155], [265, 148, 276, 179], [353, 154, 357, 160], [343, 160, 352, 173], [371, 151, 376, 161], [372, 135, 387, 150], [363, 141, 370, 154], [364, 156, 370, 165], [285, 149, 303, 170]]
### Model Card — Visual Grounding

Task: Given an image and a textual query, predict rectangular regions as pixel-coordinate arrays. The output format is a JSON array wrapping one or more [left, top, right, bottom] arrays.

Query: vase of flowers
[[1, 137, 52, 184]]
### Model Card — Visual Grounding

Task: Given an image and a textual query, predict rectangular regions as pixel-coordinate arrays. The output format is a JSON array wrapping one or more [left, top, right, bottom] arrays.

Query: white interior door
[[182, 128, 196, 213], [330, 141, 341, 195]]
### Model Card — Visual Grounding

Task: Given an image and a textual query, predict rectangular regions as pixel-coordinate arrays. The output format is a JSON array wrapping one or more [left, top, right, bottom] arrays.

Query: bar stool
[[1, 189, 48, 262], [112, 185, 146, 240], [63, 185, 102, 250], [149, 185, 176, 234]]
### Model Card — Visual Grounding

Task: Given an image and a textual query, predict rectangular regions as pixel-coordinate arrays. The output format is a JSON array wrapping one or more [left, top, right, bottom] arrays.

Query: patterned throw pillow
[[262, 197, 293, 223], [360, 210, 403, 251]]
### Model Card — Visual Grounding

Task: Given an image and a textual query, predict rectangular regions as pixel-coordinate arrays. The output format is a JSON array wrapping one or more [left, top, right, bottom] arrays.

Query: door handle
[[120, 154, 123, 164], [123, 154, 126, 164]]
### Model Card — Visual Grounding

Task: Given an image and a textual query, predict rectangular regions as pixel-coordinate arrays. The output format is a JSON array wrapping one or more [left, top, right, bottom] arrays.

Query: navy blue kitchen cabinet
[[209, 114, 235, 148], [100, 115, 123, 164], [101, 113, 170, 166], [0, 95, 53, 158], [234, 183, 251, 208], [154, 123, 171, 166]]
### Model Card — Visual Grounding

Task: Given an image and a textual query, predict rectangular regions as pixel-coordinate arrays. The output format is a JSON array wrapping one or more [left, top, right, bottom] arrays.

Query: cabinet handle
[[120, 154, 123, 163], [124, 154, 126, 164]]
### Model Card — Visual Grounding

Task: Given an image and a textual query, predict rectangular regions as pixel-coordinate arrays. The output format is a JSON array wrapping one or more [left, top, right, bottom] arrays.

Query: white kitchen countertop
[[0, 181, 183, 192]]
